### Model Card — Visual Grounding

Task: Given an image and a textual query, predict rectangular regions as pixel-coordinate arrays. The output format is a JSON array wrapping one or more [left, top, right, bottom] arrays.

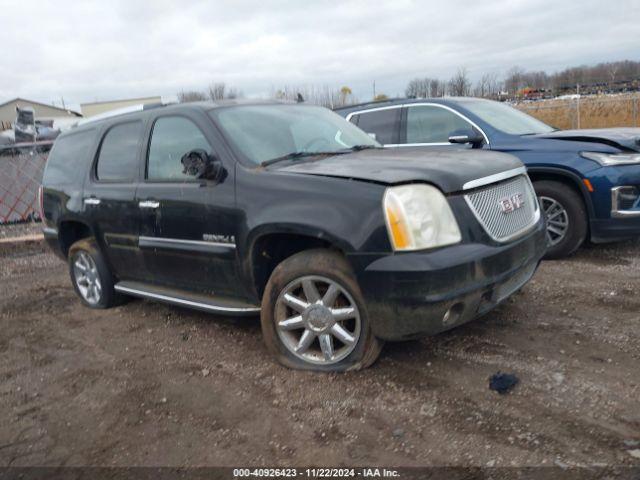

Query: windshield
[[211, 104, 380, 165], [460, 99, 555, 135]]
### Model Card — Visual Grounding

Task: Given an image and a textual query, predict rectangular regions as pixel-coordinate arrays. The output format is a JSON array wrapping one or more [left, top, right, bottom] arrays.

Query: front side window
[[96, 121, 142, 182], [352, 108, 400, 144], [211, 105, 379, 165], [406, 106, 472, 144], [147, 117, 211, 181]]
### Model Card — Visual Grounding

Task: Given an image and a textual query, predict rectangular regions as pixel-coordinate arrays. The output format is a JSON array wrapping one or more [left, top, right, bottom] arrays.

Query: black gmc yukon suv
[[41, 101, 546, 371]]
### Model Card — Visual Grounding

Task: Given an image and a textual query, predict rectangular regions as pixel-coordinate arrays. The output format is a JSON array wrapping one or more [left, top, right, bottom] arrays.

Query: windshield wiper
[[261, 151, 341, 167], [348, 144, 379, 151], [261, 145, 380, 167]]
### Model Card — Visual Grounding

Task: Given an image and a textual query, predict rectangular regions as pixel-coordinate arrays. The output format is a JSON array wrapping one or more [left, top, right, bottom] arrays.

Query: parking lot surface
[[1, 240, 639, 467]]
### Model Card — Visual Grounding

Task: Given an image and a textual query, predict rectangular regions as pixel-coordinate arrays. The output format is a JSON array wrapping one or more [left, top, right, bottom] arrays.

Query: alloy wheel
[[274, 275, 361, 365], [540, 196, 570, 246], [73, 251, 102, 305]]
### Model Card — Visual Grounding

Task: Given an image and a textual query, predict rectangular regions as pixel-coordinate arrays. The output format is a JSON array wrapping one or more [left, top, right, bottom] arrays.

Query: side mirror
[[448, 128, 485, 149], [181, 149, 225, 182]]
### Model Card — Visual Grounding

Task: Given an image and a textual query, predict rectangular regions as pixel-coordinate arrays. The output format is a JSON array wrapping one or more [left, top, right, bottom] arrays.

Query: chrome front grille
[[464, 174, 539, 242]]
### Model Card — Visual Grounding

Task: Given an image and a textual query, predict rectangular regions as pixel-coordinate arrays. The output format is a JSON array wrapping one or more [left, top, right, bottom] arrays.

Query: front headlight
[[383, 184, 461, 251], [581, 151, 640, 166]]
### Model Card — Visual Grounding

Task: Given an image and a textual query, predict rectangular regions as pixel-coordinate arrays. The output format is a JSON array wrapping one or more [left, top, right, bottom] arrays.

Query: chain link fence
[[0, 142, 52, 224], [514, 94, 640, 130]]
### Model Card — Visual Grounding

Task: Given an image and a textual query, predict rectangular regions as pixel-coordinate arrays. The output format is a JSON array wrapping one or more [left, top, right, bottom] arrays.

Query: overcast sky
[[1, 0, 638, 109]]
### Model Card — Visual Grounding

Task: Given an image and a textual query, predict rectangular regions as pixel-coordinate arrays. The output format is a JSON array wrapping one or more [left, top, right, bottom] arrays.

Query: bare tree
[[448, 67, 471, 96], [178, 82, 242, 103], [430, 79, 445, 97], [405, 77, 447, 98], [405, 78, 430, 98], [271, 85, 358, 108], [208, 82, 241, 101], [474, 72, 501, 98], [177, 90, 208, 103], [504, 66, 526, 96]]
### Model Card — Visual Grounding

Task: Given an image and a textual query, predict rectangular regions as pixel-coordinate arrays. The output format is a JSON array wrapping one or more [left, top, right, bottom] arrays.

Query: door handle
[[139, 200, 160, 209], [84, 197, 101, 205]]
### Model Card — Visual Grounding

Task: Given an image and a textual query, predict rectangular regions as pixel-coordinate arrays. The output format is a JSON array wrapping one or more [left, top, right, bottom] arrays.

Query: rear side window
[[96, 121, 142, 182], [43, 129, 97, 185], [351, 108, 400, 144], [147, 116, 211, 181]]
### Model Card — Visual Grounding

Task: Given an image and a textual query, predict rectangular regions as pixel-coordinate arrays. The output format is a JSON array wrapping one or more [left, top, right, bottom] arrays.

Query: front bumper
[[590, 186, 640, 242], [350, 218, 547, 341]]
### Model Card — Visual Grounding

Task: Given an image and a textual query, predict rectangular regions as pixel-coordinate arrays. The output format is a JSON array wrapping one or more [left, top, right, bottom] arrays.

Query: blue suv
[[336, 98, 640, 258]]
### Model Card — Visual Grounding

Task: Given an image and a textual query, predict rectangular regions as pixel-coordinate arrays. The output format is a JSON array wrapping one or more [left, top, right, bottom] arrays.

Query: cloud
[[0, 0, 638, 106]]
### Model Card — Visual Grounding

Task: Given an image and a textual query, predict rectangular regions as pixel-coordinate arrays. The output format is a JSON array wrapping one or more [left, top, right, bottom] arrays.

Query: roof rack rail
[[77, 102, 171, 126], [142, 102, 167, 110]]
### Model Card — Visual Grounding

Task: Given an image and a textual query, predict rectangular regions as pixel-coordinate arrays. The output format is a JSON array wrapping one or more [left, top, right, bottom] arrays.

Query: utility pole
[[576, 84, 581, 129], [373, 81, 376, 100]]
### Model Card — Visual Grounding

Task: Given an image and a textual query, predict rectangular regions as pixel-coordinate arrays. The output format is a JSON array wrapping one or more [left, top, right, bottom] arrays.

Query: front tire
[[260, 249, 383, 371], [68, 238, 120, 309], [534, 180, 588, 259]]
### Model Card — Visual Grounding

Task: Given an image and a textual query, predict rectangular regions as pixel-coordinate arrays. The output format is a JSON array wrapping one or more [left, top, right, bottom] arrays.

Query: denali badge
[[203, 233, 236, 244], [499, 193, 525, 213]]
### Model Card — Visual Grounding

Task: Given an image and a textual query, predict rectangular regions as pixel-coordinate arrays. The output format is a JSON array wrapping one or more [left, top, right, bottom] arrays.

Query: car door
[[136, 112, 241, 297], [83, 120, 146, 281], [401, 104, 487, 148]]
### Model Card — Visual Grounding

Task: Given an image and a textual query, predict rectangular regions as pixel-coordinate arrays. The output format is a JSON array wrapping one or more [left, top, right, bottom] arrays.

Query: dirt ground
[[0, 239, 639, 468]]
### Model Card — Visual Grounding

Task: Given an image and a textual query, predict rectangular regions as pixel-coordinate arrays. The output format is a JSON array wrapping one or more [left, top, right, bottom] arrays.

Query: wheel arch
[[247, 227, 350, 301], [527, 167, 595, 219], [58, 220, 94, 257]]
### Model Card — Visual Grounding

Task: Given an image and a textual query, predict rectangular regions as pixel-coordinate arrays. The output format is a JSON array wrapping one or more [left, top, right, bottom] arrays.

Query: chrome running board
[[114, 281, 260, 316]]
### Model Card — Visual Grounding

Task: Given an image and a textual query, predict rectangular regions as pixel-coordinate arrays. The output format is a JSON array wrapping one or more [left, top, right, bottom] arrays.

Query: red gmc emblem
[[499, 193, 525, 213]]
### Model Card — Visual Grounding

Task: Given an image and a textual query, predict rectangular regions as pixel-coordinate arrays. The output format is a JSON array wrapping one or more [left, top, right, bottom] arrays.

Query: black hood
[[537, 128, 640, 152], [276, 147, 523, 193]]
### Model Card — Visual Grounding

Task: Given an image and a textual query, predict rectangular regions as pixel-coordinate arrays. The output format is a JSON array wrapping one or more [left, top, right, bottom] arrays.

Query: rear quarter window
[[95, 121, 143, 182], [43, 129, 97, 185]]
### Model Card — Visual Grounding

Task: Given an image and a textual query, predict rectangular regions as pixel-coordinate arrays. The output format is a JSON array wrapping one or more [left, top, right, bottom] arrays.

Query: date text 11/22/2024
[[233, 468, 400, 477]]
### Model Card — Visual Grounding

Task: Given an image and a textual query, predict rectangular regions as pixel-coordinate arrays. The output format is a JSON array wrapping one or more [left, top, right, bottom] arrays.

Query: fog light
[[611, 186, 640, 218], [443, 303, 464, 326]]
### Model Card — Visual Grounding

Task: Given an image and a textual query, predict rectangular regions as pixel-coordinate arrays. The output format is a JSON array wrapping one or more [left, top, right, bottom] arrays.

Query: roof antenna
[[296, 93, 304, 103]]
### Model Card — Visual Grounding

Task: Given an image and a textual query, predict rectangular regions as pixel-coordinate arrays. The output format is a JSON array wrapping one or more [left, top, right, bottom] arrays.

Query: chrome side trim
[[385, 142, 451, 147], [345, 102, 490, 146], [611, 186, 640, 218], [462, 167, 527, 191], [345, 104, 405, 121], [138, 236, 236, 249], [114, 285, 260, 313], [42, 227, 58, 236]]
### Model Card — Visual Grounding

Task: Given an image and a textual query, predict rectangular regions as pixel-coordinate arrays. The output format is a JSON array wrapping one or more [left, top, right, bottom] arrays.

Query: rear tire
[[68, 238, 121, 309], [534, 180, 587, 259], [260, 249, 383, 371]]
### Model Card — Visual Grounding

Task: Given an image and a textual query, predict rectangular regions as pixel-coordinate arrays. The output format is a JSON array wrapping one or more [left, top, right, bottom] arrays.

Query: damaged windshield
[[210, 104, 380, 165]]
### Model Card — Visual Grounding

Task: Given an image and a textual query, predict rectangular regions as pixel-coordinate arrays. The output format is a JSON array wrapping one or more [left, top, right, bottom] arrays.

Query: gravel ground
[[0, 221, 41, 240], [0, 240, 638, 468]]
